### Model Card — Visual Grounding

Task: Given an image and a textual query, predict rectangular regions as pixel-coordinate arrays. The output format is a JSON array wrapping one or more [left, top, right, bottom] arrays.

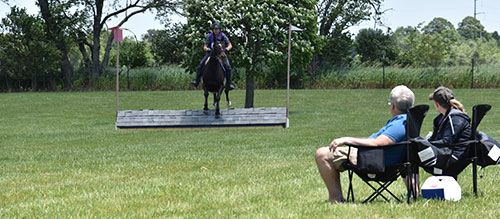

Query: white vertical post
[[115, 28, 120, 121], [286, 24, 291, 128]]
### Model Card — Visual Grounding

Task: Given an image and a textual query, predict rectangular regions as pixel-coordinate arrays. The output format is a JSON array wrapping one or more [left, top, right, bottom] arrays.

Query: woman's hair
[[450, 99, 466, 114], [429, 86, 467, 114], [390, 85, 415, 113]]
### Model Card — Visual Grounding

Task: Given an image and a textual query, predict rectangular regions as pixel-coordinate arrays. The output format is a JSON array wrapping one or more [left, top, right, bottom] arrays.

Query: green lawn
[[1, 89, 499, 218]]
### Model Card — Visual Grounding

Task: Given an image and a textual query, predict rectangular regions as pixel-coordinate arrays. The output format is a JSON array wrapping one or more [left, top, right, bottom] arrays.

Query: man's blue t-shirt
[[368, 114, 407, 166]]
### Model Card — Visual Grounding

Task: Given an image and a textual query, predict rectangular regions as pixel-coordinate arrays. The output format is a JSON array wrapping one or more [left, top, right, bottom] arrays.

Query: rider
[[191, 22, 235, 90]]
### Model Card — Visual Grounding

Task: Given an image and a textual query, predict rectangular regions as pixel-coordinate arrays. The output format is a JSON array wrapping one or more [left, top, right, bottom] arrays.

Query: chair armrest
[[344, 141, 409, 150], [430, 140, 478, 148]]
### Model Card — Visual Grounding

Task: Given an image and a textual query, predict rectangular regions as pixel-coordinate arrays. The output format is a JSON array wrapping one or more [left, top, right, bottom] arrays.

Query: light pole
[[287, 24, 302, 128], [109, 26, 123, 121], [121, 28, 139, 90]]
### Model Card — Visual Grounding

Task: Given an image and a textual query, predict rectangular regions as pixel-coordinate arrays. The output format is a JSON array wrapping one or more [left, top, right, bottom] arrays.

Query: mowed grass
[[1, 89, 499, 218]]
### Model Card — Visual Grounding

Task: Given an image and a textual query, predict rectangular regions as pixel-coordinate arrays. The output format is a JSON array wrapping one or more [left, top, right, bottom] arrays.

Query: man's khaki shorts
[[327, 146, 358, 172]]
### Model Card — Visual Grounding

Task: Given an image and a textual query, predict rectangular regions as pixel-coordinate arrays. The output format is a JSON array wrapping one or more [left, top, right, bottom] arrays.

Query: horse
[[201, 40, 231, 117]]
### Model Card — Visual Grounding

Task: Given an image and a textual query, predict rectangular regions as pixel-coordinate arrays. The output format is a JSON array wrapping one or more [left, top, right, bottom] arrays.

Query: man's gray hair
[[390, 85, 415, 112]]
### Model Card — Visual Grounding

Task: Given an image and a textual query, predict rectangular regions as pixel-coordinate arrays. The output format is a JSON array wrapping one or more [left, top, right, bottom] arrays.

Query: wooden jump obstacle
[[115, 107, 288, 129], [112, 25, 297, 130]]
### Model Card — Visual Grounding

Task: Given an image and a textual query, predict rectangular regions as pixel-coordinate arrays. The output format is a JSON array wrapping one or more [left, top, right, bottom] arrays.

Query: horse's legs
[[215, 87, 223, 117], [203, 88, 209, 113], [225, 88, 231, 107], [213, 92, 217, 107]]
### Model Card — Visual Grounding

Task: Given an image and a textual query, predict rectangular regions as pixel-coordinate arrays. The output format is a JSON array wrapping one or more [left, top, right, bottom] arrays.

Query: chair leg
[[406, 165, 419, 204], [373, 181, 401, 202], [363, 182, 388, 203], [362, 177, 401, 203], [406, 163, 412, 204], [473, 158, 478, 196], [347, 170, 355, 202]]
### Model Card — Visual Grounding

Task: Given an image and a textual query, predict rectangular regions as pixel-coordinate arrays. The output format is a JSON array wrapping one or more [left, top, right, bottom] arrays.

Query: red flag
[[109, 26, 123, 42]]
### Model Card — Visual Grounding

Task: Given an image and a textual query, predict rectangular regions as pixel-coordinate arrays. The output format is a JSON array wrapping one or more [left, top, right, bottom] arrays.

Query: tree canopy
[[183, 0, 322, 107], [458, 16, 487, 40]]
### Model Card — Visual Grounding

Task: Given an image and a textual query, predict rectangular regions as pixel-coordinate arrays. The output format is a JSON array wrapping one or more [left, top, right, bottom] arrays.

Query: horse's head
[[210, 40, 224, 57]]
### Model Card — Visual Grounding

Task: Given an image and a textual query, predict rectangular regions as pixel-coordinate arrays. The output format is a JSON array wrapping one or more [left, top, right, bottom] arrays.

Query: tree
[[34, 0, 181, 89], [184, 0, 322, 108], [422, 17, 454, 35], [143, 24, 184, 65], [314, 0, 384, 69], [354, 28, 397, 64], [422, 17, 459, 43], [37, 0, 87, 90], [0, 6, 61, 91], [109, 37, 150, 68], [457, 16, 486, 40], [76, 0, 180, 88], [317, 0, 382, 37], [492, 31, 500, 47], [395, 26, 451, 68], [317, 32, 353, 68]]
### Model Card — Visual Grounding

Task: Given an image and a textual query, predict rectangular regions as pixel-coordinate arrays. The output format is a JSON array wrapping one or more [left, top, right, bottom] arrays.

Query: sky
[[1, 0, 499, 40], [347, 0, 500, 34]]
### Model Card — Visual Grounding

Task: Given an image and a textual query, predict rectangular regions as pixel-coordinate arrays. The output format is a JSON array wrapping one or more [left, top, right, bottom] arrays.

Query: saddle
[[204, 57, 227, 73]]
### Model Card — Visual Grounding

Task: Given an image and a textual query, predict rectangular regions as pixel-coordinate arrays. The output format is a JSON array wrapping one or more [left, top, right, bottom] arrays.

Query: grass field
[[1, 89, 500, 218]]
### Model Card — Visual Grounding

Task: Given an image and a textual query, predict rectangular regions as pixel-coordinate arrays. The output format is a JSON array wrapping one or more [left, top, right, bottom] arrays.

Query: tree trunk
[[38, 0, 74, 90], [101, 34, 114, 71], [91, 27, 102, 84], [61, 50, 74, 90], [78, 42, 92, 88], [32, 70, 38, 91], [1, 62, 11, 92], [90, 0, 104, 86], [47, 73, 57, 91], [244, 70, 254, 108]]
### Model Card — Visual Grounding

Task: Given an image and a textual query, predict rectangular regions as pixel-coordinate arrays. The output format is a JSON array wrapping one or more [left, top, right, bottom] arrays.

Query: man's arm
[[329, 135, 394, 152]]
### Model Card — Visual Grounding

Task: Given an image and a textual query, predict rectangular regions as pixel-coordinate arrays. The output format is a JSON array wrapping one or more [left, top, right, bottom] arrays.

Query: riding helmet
[[211, 22, 222, 30]]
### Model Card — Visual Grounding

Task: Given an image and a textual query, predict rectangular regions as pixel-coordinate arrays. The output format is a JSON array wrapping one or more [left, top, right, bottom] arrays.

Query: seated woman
[[428, 86, 471, 144], [424, 86, 472, 176]]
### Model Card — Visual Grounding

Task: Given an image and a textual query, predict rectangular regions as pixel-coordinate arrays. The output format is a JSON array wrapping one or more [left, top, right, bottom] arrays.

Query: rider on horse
[[191, 22, 236, 90]]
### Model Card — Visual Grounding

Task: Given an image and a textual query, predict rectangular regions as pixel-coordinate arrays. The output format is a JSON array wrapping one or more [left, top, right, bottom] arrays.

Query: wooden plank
[[116, 107, 287, 129]]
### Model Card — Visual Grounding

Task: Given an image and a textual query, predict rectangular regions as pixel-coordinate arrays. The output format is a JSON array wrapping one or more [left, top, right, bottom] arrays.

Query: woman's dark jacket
[[429, 108, 472, 145]]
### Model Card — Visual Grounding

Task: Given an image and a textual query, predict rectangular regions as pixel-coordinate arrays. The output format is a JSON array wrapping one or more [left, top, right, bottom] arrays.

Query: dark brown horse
[[202, 40, 231, 117]]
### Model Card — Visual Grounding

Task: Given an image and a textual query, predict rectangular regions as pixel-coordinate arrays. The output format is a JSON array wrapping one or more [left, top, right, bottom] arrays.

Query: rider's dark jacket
[[429, 108, 471, 145]]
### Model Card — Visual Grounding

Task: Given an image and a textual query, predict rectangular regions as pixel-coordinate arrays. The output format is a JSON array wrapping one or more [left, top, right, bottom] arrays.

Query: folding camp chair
[[413, 104, 491, 196], [343, 104, 429, 204], [470, 104, 492, 196]]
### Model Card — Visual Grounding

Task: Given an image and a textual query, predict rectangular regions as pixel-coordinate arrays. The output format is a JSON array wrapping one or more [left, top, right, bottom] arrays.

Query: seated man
[[315, 85, 415, 202]]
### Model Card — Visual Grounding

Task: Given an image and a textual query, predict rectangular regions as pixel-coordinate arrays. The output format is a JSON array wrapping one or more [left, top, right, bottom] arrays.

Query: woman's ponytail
[[450, 99, 466, 114]]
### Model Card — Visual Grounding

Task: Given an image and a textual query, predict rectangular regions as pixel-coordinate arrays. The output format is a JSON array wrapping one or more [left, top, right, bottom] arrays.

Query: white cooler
[[421, 176, 461, 201]]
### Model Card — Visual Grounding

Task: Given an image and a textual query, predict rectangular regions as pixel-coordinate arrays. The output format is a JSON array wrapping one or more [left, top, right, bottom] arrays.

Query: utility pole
[[474, 0, 484, 38], [472, 0, 483, 89], [474, 0, 477, 19]]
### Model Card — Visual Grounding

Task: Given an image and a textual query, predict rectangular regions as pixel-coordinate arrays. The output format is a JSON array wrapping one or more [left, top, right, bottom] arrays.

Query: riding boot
[[190, 66, 203, 87], [226, 69, 235, 90]]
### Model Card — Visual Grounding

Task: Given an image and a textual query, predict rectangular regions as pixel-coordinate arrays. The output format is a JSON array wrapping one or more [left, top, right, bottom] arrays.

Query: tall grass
[[90, 65, 193, 91], [68, 63, 500, 91], [1, 89, 500, 217], [309, 64, 500, 89]]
